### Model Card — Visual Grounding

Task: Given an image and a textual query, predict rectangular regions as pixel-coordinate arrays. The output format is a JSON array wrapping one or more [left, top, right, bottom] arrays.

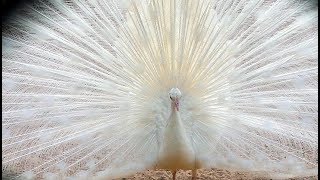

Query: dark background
[[2, 0, 34, 22]]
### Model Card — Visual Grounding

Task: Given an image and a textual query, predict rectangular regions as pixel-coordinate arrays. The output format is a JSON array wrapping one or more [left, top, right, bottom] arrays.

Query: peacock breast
[[157, 112, 196, 170]]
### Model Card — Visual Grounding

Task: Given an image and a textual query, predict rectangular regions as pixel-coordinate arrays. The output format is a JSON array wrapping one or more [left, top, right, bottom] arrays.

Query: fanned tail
[[2, 0, 318, 179]]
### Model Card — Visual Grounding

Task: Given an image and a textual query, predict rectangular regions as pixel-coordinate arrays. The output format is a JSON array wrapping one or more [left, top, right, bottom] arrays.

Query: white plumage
[[2, 0, 318, 179]]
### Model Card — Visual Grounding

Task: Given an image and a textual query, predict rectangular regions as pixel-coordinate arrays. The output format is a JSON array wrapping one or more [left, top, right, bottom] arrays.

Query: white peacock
[[2, 0, 318, 179]]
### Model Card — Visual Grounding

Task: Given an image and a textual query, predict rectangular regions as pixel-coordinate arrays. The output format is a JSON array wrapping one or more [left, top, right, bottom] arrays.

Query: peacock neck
[[166, 102, 187, 139], [157, 101, 195, 169], [169, 101, 182, 126]]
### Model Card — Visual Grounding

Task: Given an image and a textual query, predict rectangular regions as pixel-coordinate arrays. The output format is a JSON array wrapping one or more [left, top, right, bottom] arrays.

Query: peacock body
[[2, 0, 318, 179]]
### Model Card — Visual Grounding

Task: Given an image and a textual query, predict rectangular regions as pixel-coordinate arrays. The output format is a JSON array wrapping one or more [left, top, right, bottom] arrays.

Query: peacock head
[[169, 88, 181, 111]]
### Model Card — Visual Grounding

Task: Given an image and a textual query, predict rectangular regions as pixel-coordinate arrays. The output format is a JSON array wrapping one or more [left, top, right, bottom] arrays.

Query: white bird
[[2, 0, 318, 179], [157, 88, 197, 179]]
